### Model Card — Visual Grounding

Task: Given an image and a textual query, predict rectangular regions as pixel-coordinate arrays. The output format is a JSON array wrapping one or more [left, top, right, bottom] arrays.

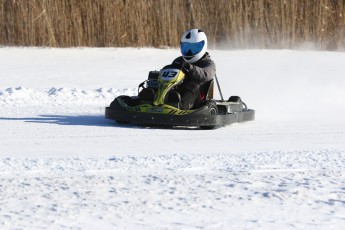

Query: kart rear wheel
[[200, 101, 218, 130]]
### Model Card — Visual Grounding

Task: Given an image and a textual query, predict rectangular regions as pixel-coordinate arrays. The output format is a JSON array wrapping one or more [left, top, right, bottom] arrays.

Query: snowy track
[[1, 150, 344, 229], [1, 48, 345, 229]]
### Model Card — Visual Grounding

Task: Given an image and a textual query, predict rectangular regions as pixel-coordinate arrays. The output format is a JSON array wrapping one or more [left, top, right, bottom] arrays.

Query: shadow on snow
[[0, 115, 123, 127], [0, 115, 203, 130]]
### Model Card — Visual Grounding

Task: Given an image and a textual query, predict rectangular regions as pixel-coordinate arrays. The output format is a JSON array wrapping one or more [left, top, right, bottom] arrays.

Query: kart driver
[[171, 28, 216, 110]]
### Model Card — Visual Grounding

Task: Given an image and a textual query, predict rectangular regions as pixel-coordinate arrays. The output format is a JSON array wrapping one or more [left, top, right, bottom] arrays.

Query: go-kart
[[105, 64, 255, 129]]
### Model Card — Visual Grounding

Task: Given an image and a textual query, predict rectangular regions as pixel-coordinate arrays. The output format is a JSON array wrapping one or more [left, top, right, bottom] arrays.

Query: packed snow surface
[[0, 48, 345, 229]]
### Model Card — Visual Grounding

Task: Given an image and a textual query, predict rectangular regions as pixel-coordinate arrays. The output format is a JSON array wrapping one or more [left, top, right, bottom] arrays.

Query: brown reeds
[[1, 0, 345, 50]]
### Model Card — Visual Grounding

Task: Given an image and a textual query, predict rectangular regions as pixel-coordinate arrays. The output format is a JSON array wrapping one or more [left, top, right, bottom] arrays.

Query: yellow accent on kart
[[153, 68, 185, 106], [127, 103, 194, 115], [117, 67, 194, 115], [116, 97, 191, 115]]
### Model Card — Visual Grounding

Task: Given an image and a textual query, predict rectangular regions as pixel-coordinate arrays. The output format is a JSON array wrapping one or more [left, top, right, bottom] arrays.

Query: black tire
[[228, 96, 242, 103], [200, 101, 218, 130], [109, 99, 117, 108]]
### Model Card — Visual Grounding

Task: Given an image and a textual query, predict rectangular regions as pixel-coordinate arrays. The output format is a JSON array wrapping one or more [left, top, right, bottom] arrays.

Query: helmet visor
[[181, 41, 205, 56]]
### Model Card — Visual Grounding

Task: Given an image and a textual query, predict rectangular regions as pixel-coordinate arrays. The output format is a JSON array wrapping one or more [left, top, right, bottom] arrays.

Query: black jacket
[[172, 52, 216, 84]]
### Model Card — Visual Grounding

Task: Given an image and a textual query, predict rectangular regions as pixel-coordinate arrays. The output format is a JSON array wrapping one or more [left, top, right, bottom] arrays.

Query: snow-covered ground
[[0, 47, 345, 229]]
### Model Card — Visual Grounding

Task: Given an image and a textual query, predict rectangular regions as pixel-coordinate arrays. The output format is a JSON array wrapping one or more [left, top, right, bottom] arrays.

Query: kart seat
[[199, 79, 214, 100]]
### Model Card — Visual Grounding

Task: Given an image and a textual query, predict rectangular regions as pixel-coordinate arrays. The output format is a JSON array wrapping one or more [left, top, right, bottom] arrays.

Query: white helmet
[[180, 29, 207, 63]]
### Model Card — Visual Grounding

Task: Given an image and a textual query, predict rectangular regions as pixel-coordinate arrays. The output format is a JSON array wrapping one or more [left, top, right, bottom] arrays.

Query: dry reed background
[[1, 0, 345, 50]]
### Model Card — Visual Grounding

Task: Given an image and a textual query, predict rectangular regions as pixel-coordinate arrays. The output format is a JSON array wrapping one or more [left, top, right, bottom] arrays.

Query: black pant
[[180, 81, 201, 110]]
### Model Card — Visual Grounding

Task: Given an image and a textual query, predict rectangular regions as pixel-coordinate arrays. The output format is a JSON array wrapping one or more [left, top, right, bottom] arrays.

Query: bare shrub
[[1, 0, 345, 50]]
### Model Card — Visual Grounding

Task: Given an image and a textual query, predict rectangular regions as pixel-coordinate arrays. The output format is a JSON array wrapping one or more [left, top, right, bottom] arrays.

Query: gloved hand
[[172, 59, 191, 75]]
